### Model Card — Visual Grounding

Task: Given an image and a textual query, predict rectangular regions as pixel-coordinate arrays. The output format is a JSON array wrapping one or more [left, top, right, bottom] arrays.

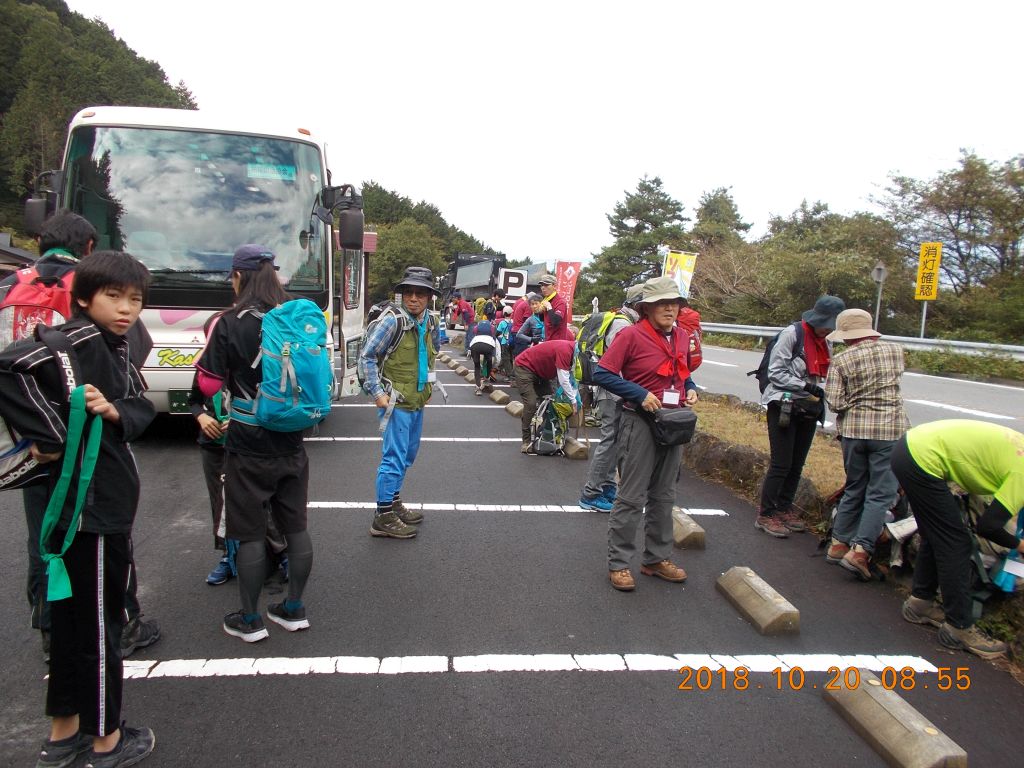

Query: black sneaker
[[267, 602, 310, 632], [121, 617, 161, 658], [370, 511, 417, 539], [36, 731, 92, 768], [83, 724, 155, 768], [222, 611, 269, 643]]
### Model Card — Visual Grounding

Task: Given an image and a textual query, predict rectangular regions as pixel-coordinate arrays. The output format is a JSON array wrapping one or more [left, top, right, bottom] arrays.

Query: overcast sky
[[66, 0, 1023, 267]]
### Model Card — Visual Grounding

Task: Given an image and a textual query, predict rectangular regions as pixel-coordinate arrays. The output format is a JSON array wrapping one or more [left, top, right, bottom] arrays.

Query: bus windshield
[[64, 125, 329, 307]]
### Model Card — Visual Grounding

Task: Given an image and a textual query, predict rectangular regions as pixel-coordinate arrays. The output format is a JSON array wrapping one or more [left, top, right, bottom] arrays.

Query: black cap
[[394, 266, 438, 294], [232, 244, 278, 272]]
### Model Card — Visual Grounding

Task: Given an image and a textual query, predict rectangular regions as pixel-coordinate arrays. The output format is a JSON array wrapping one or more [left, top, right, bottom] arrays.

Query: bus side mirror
[[327, 184, 364, 250], [25, 198, 47, 237]]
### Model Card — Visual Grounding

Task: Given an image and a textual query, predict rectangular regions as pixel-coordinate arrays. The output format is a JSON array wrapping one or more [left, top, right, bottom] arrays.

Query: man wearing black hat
[[359, 267, 440, 539]]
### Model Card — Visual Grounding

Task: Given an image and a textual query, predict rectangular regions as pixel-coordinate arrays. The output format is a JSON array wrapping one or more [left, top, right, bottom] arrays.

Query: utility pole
[[870, 261, 888, 331]]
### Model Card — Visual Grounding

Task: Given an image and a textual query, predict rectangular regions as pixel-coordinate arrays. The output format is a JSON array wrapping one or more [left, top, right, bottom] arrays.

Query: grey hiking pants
[[607, 409, 682, 571], [582, 393, 621, 499], [832, 437, 899, 553]]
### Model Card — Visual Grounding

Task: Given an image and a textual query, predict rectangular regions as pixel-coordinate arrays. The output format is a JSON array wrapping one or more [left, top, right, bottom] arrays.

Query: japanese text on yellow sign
[[662, 250, 698, 298], [915, 243, 942, 301]]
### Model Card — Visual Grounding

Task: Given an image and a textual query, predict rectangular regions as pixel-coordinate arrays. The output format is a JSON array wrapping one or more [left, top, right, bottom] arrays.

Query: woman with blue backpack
[[195, 245, 319, 643]]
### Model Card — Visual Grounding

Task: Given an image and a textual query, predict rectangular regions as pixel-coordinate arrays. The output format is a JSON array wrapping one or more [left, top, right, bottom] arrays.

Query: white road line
[[905, 399, 1015, 420], [698, 360, 738, 368], [904, 371, 1023, 392], [307, 502, 728, 515], [123, 652, 937, 679]]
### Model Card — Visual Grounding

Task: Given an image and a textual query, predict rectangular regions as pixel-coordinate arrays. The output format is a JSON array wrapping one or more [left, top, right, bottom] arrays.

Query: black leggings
[[760, 401, 817, 516], [470, 341, 495, 388], [890, 437, 974, 628]]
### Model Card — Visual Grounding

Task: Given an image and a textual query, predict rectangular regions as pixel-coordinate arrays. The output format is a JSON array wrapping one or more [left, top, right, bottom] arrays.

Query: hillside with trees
[[0, 0, 196, 225], [581, 154, 1024, 343]]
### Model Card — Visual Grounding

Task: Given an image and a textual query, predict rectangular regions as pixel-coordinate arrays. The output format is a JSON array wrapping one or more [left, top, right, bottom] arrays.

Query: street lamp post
[[870, 261, 888, 331]]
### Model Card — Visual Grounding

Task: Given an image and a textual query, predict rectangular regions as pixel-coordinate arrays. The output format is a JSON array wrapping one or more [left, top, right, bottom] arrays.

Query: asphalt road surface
[[1, 340, 1022, 767]]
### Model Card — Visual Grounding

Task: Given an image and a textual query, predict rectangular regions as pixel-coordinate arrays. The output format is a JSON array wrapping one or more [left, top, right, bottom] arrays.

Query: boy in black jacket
[[0, 252, 157, 767]]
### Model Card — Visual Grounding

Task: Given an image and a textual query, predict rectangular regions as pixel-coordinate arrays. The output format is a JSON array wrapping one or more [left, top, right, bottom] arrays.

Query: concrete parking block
[[715, 566, 799, 635], [447, 360, 460, 370], [564, 437, 589, 460], [824, 670, 967, 768], [672, 507, 706, 549], [438, 354, 450, 363], [489, 390, 511, 405], [505, 401, 524, 418], [464, 372, 476, 383], [455, 366, 469, 375]]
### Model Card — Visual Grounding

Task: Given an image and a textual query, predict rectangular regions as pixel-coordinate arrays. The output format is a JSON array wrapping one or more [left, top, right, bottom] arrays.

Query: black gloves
[[804, 384, 825, 399]]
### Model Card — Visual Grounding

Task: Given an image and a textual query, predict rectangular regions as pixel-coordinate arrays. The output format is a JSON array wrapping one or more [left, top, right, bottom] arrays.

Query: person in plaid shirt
[[823, 309, 910, 580]]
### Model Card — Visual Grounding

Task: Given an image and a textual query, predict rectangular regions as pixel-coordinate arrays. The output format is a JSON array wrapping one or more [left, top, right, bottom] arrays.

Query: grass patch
[[694, 396, 846, 508], [904, 349, 1024, 382]]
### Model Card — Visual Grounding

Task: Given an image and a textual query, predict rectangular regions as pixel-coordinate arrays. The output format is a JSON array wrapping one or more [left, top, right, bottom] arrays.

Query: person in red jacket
[[536, 274, 572, 342], [512, 339, 578, 453]]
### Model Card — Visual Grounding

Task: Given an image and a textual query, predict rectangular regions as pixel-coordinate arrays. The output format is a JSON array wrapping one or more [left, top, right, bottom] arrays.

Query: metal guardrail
[[701, 322, 1024, 360]]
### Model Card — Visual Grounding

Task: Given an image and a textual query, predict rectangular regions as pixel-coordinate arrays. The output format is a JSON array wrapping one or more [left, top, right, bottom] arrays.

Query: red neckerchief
[[801, 320, 830, 378], [639, 318, 690, 385]]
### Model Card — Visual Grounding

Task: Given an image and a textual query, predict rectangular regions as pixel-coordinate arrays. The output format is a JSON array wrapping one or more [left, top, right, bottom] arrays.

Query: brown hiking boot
[[825, 538, 850, 564], [937, 622, 1008, 660], [393, 499, 423, 525], [370, 511, 417, 539], [609, 569, 636, 591], [901, 596, 945, 628], [640, 560, 687, 583], [777, 509, 807, 532], [755, 515, 789, 538], [840, 545, 872, 581]]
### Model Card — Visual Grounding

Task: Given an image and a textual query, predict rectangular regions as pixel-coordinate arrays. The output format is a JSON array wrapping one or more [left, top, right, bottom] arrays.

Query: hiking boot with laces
[[840, 545, 872, 581], [121, 616, 161, 658], [901, 596, 945, 627], [777, 509, 807, 532], [609, 569, 635, 591], [83, 723, 155, 768], [36, 731, 92, 768], [937, 622, 1007, 660], [754, 515, 789, 538], [641, 560, 687, 583], [825, 539, 850, 564], [393, 499, 423, 525], [370, 511, 418, 539]]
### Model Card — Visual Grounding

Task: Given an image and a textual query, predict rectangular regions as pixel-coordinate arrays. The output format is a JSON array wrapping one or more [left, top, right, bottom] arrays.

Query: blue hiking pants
[[376, 406, 425, 504]]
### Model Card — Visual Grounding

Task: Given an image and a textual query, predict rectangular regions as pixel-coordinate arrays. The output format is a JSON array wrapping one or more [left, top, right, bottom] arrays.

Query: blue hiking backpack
[[232, 298, 333, 432]]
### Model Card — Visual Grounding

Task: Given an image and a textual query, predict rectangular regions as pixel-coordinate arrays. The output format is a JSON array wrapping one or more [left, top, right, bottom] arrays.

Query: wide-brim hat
[[394, 266, 439, 295], [623, 284, 644, 306], [636, 275, 684, 306], [801, 295, 845, 330], [827, 308, 881, 342]]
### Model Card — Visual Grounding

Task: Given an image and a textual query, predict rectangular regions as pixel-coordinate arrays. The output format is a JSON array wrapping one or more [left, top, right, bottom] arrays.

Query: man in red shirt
[[537, 274, 572, 342], [512, 339, 578, 453], [593, 276, 697, 592]]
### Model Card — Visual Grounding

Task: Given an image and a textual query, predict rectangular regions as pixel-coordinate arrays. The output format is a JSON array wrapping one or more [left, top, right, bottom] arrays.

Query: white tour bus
[[25, 106, 369, 412]]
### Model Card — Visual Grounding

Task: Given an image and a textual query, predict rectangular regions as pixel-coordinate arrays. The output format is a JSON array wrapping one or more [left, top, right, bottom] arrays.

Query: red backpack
[[676, 306, 703, 371], [0, 267, 75, 347]]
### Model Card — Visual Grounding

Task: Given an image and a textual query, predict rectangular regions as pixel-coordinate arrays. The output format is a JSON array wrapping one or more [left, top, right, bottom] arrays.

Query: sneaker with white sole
[[579, 494, 613, 512], [267, 602, 310, 632], [83, 724, 155, 768], [222, 611, 269, 643], [36, 731, 92, 768]]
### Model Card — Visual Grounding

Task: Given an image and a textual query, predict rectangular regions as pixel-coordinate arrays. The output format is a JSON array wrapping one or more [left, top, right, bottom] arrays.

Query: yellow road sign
[[914, 242, 942, 301]]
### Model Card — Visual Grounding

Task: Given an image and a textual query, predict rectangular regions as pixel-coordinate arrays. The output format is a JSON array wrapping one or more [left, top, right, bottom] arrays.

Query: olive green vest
[[381, 316, 435, 410]]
